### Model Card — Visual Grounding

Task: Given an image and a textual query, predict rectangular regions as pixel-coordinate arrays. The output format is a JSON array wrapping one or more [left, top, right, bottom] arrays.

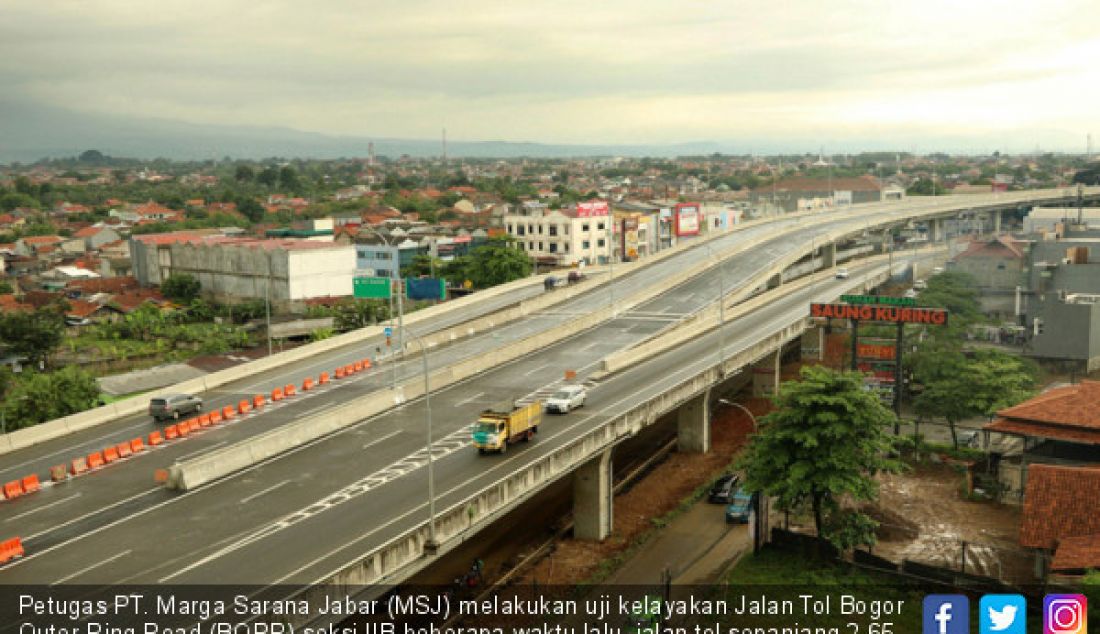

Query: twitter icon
[[980, 594, 1026, 634]]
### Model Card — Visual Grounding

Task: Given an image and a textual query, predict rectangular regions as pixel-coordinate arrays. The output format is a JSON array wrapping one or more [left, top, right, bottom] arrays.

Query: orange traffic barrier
[[253, 394, 265, 408], [238, 399, 251, 414], [342, 364, 352, 375], [319, 371, 330, 384], [103, 446, 120, 463], [130, 438, 145, 453], [353, 361, 363, 372], [272, 387, 284, 401], [50, 465, 67, 483], [363, 358, 372, 369], [154, 469, 169, 483], [220, 405, 235, 420], [284, 383, 296, 397], [148, 431, 164, 446], [195, 415, 209, 428], [177, 422, 191, 437], [87, 451, 105, 469], [70, 457, 89, 476], [164, 425, 179, 440], [116, 442, 132, 459], [3, 481, 23, 500], [334, 367, 345, 379], [0, 537, 24, 563], [209, 411, 222, 424], [21, 475, 40, 494], [200, 413, 212, 426], [302, 377, 313, 391]]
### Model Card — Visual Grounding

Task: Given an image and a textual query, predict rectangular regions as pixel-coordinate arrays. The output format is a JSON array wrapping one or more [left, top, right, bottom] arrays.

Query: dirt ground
[[514, 399, 766, 586]]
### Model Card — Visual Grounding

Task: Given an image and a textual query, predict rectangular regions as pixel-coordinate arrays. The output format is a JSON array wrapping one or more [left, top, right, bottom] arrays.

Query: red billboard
[[674, 203, 700, 236], [575, 201, 609, 218], [811, 303, 948, 325]]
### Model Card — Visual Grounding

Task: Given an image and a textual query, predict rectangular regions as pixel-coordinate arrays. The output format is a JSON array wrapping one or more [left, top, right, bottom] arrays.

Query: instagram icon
[[1044, 594, 1087, 634]]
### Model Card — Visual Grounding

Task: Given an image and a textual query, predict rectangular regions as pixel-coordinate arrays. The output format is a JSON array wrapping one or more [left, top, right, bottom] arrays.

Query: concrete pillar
[[930, 218, 944, 242], [993, 210, 1002, 234], [677, 390, 711, 453], [800, 326, 825, 361], [573, 448, 613, 541], [821, 242, 836, 269], [752, 349, 782, 397]]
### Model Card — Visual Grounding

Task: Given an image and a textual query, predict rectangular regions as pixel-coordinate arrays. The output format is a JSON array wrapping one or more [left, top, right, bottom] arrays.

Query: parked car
[[707, 473, 741, 504], [543, 276, 563, 290], [834, 267, 850, 279], [567, 270, 585, 284], [544, 385, 587, 414], [913, 280, 928, 290], [149, 393, 203, 421], [904, 289, 918, 299], [725, 488, 754, 523]]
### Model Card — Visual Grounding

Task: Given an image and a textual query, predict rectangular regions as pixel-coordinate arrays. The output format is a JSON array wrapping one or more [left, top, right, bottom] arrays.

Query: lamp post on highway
[[718, 397, 763, 552], [362, 227, 403, 393], [406, 326, 438, 552]]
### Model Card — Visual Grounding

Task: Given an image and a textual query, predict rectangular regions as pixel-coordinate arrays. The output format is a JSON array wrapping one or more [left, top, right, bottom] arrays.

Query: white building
[[502, 201, 612, 265]]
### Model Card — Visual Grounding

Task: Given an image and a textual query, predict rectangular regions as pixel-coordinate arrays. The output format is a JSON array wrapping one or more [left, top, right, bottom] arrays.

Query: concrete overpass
[[0, 188, 1096, 608]]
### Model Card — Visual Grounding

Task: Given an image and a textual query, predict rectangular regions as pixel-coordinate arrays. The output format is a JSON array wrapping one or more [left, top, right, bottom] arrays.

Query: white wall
[[287, 247, 356, 299]]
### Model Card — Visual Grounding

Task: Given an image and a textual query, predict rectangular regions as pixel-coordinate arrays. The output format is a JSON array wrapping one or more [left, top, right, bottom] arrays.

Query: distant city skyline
[[2, 0, 1098, 155]]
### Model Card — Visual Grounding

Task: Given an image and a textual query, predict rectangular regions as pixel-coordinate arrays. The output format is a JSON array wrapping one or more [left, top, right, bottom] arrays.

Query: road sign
[[384, 327, 392, 337], [354, 276, 391, 299]]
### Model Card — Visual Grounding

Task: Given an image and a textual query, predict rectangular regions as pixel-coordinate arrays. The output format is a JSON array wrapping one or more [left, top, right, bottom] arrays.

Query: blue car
[[725, 488, 754, 524]]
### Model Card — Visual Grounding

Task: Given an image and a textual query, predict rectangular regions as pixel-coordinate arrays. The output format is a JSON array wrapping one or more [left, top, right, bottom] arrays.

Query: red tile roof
[[109, 290, 164, 313], [21, 235, 62, 245], [66, 299, 104, 319], [986, 381, 1100, 445], [67, 276, 139, 294], [73, 226, 103, 238], [760, 176, 882, 193], [1051, 534, 1100, 572], [1020, 464, 1100, 550], [956, 235, 1026, 260], [131, 229, 222, 245], [0, 294, 32, 313]]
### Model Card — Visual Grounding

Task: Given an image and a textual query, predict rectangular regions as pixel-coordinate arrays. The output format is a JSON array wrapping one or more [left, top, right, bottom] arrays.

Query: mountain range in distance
[[0, 99, 1086, 164]]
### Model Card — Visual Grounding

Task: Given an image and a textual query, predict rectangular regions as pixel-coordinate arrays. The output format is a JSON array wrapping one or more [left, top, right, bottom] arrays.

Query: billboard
[[674, 203, 700, 236], [353, 276, 391, 299], [406, 277, 445, 300], [857, 343, 897, 360], [810, 303, 948, 325], [575, 201, 609, 218]]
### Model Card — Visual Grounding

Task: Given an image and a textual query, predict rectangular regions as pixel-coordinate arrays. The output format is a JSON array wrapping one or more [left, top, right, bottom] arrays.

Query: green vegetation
[[0, 366, 101, 430], [738, 366, 902, 551], [0, 304, 66, 367], [161, 273, 201, 304]]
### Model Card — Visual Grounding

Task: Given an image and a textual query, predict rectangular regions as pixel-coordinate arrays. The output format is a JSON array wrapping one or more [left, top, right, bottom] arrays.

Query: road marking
[[240, 480, 290, 505], [176, 441, 227, 462], [51, 550, 131, 585], [0, 421, 150, 477], [362, 430, 401, 450], [523, 363, 550, 376], [4, 493, 82, 522], [24, 487, 160, 542], [455, 392, 485, 406], [579, 341, 600, 352]]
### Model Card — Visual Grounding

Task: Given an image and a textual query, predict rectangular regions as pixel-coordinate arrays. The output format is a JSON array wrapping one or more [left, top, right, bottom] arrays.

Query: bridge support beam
[[821, 242, 837, 269], [930, 218, 945, 242], [573, 448, 613, 541], [677, 389, 711, 453], [752, 349, 782, 397], [993, 210, 1002, 234]]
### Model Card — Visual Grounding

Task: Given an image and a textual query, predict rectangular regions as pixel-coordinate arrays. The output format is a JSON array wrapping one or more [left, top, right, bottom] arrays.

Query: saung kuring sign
[[811, 303, 949, 325]]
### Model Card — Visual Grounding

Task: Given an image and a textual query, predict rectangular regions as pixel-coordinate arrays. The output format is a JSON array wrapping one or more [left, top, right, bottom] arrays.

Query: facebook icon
[[924, 595, 969, 634]]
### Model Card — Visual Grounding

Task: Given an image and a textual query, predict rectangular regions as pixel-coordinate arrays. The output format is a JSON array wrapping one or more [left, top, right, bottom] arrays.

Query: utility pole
[[265, 249, 274, 356]]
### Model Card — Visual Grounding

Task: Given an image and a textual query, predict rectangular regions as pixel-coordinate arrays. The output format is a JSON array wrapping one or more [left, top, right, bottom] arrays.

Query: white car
[[834, 267, 850, 279], [545, 385, 586, 414]]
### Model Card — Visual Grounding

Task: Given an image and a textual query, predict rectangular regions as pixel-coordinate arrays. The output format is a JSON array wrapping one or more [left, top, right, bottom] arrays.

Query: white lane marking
[[523, 363, 550, 376], [4, 493, 82, 522], [240, 480, 290, 505], [23, 487, 159, 542], [579, 341, 600, 352], [455, 392, 485, 406], [176, 441, 227, 463], [51, 550, 131, 585], [362, 430, 401, 450]]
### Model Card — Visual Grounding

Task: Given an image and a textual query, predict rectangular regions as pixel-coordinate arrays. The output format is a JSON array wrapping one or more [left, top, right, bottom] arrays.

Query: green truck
[[472, 400, 542, 454]]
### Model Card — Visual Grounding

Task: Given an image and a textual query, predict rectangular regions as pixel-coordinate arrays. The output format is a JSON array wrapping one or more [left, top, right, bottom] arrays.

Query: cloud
[[1, 0, 1098, 149]]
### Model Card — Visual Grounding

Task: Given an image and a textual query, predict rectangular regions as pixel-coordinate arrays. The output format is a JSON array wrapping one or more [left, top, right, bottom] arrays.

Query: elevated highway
[[0, 188, 1096, 597]]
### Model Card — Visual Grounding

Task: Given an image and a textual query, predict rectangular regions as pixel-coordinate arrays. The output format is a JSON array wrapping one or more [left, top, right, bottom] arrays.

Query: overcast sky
[[2, 0, 1098, 152]]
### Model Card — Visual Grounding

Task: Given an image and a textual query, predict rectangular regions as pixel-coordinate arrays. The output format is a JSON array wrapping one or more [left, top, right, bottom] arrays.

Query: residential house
[[1018, 464, 1100, 578], [949, 235, 1027, 316]]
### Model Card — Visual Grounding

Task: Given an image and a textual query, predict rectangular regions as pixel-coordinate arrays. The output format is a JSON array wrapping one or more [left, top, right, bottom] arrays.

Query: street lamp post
[[406, 327, 438, 551], [718, 398, 762, 552], [265, 250, 274, 357], [362, 227, 402, 393]]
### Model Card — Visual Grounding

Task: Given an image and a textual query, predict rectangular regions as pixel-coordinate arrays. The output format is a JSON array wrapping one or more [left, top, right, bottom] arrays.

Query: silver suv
[[149, 393, 203, 421]]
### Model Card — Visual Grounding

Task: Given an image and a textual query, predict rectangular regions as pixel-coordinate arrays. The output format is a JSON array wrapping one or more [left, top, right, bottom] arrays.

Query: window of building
[[537, 225, 543, 234], [997, 263, 1006, 270], [528, 241, 534, 250], [582, 223, 589, 232], [582, 240, 590, 249], [548, 226, 558, 236], [597, 239, 605, 248], [549, 243, 558, 253], [597, 222, 605, 231]]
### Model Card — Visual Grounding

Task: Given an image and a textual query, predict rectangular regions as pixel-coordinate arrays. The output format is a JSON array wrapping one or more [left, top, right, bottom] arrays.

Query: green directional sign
[[841, 294, 916, 307], [353, 276, 391, 299]]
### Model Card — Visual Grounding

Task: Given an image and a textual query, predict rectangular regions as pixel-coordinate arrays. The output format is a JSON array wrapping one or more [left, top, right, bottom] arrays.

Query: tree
[[465, 237, 532, 288], [0, 307, 66, 367], [161, 273, 202, 304], [0, 367, 101, 430], [235, 165, 255, 182], [333, 299, 388, 330], [401, 254, 442, 278], [279, 166, 300, 191], [737, 366, 900, 549], [257, 166, 279, 187], [906, 177, 947, 196], [237, 196, 265, 223], [0, 279, 12, 294]]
